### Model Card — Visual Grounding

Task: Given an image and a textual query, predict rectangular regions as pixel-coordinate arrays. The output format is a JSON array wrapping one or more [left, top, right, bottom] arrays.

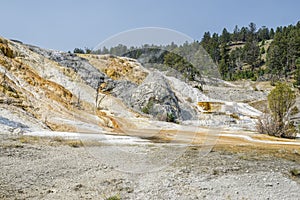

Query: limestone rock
[[121, 72, 181, 121]]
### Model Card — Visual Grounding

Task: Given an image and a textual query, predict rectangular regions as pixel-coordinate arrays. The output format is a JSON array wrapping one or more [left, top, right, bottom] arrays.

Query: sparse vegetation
[[230, 113, 240, 120], [141, 106, 149, 114], [290, 168, 300, 177], [52, 136, 64, 143], [195, 84, 203, 91], [49, 137, 84, 147], [186, 97, 193, 103], [166, 112, 176, 123], [141, 99, 154, 114], [212, 169, 219, 175], [64, 140, 83, 148], [18, 136, 40, 144], [105, 195, 120, 200]]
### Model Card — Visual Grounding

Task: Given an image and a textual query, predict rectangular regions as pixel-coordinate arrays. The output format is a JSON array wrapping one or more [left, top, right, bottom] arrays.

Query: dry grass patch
[[65, 140, 83, 148], [213, 143, 300, 163], [18, 136, 40, 144], [49, 137, 83, 147], [249, 100, 268, 112], [49, 137, 104, 147]]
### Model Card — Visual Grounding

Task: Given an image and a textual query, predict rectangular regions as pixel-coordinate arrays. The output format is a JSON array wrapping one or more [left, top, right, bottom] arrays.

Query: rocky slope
[[0, 36, 263, 135]]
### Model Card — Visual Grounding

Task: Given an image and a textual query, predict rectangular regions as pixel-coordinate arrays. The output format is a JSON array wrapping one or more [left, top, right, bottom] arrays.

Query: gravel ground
[[1, 134, 300, 200]]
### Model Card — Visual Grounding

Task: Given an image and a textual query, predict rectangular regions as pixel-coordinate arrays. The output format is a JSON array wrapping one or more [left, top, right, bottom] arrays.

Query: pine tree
[[220, 28, 231, 44], [210, 33, 220, 64], [232, 25, 240, 42], [247, 22, 257, 41], [269, 28, 275, 39], [243, 41, 261, 69], [239, 27, 248, 42], [257, 26, 270, 41], [219, 44, 230, 79], [201, 32, 211, 51], [294, 58, 300, 87]]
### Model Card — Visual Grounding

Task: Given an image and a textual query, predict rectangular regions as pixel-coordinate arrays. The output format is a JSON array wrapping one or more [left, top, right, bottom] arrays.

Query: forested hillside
[[200, 21, 300, 83], [79, 21, 300, 83]]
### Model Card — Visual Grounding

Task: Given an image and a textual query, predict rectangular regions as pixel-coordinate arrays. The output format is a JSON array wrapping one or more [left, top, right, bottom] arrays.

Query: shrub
[[166, 112, 176, 123], [256, 83, 298, 139], [195, 84, 203, 92], [261, 47, 266, 54], [186, 97, 193, 103], [84, 47, 92, 54], [73, 48, 85, 54], [141, 105, 150, 114], [230, 113, 240, 120], [141, 99, 154, 114], [268, 82, 296, 122], [290, 168, 300, 177], [66, 140, 83, 148], [106, 195, 120, 200], [256, 114, 288, 137]]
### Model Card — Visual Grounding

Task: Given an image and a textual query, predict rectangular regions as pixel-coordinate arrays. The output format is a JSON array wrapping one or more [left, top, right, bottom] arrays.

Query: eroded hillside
[[0, 36, 266, 136]]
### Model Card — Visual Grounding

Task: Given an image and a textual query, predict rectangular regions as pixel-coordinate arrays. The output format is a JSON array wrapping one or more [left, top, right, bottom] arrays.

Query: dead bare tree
[[76, 91, 81, 109], [95, 77, 106, 109]]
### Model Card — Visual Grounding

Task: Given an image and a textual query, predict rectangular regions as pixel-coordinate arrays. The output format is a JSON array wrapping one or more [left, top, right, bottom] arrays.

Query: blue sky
[[1, 0, 299, 51]]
